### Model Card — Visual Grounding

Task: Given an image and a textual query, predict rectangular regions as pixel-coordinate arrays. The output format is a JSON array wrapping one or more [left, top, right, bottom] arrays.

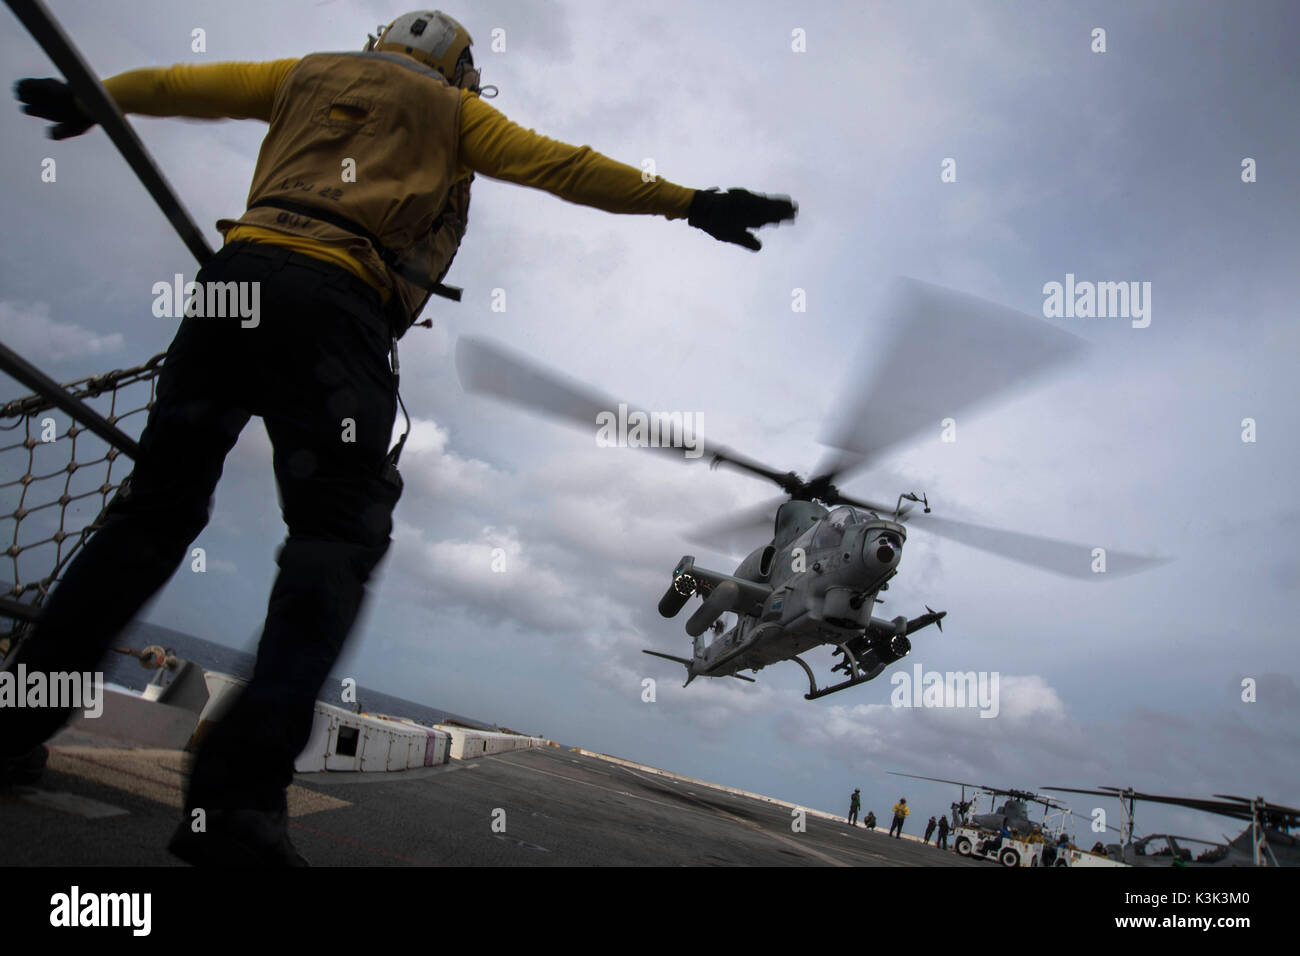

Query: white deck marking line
[[494, 752, 610, 774]]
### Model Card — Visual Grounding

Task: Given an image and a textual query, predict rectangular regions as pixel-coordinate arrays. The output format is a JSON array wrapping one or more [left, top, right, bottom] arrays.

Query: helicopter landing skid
[[792, 644, 878, 700]]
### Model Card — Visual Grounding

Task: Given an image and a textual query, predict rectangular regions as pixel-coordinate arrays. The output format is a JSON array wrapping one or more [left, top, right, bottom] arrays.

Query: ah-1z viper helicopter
[[456, 279, 1164, 700], [889, 770, 1079, 836], [890, 770, 1129, 867], [1045, 784, 1300, 867]]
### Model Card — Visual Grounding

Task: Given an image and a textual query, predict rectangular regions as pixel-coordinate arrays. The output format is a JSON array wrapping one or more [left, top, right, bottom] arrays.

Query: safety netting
[[0, 353, 164, 656]]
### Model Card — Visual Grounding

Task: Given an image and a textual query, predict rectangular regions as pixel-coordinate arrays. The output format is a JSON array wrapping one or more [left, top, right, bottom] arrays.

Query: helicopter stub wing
[[675, 560, 772, 618]]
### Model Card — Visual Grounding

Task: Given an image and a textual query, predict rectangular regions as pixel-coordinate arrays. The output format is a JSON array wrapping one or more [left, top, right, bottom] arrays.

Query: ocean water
[[104, 621, 495, 732]]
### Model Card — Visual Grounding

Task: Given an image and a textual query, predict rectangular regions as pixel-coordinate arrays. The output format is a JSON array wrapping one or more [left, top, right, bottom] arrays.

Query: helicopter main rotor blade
[[1211, 795, 1300, 827], [1212, 794, 1300, 817], [455, 335, 793, 486], [1043, 786, 1129, 798], [1044, 786, 1264, 824], [890, 770, 1059, 806], [889, 771, 1000, 794], [1061, 807, 1123, 833], [813, 278, 1087, 485], [821, 488, 1167, 579], [896, 512, 1168, 580]]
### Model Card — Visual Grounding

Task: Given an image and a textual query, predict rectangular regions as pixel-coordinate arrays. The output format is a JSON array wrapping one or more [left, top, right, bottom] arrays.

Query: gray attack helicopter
[[455, 278, 1166, 700], [888, 771, 1103, 838], [1044, 785, 1300, 867]]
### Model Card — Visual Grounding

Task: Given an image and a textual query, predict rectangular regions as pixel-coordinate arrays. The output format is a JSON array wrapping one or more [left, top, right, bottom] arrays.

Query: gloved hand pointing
[[14, 78, 96, 140], [686, 187, 797, 251]]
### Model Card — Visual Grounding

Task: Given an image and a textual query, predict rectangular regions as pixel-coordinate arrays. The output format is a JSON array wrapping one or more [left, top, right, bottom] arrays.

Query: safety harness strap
[[247, 197, 463, 302]]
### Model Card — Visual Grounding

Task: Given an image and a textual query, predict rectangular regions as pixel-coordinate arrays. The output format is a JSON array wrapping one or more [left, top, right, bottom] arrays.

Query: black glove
[[686, 187, 797, 251], [14, 78, 96, 140]]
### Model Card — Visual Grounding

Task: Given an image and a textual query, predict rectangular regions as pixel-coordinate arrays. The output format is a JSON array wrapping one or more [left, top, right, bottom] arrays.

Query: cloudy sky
[[2, 0, 1297, 845]]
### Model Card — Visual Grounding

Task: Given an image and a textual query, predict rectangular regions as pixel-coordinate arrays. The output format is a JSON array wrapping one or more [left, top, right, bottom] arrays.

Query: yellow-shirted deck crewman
[[99, 56, 707, 309], [3, 10, 797, 866]]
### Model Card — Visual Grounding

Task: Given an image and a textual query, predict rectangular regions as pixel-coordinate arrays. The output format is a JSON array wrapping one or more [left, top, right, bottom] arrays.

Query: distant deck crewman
[[889, 797, 910, 838]]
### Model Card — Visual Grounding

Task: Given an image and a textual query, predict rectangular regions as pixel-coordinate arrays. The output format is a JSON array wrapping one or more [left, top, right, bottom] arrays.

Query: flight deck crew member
[[924, 815, 937, 844], [848, 788, 861, 825], [935, 812, 950, 849], [0, 10, 797, 866], [889, 797, 909, 838]]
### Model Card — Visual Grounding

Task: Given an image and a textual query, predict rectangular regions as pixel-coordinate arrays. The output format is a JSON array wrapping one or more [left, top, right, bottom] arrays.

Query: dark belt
[[216, 239, 381, 301], [247, 197, 462, 303], [213, 240, 393, 337]]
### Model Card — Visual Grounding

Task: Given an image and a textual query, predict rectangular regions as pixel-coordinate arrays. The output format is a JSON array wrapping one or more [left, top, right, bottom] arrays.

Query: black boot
[[0, 744, 48, 785], [167, 808, 309, 866]]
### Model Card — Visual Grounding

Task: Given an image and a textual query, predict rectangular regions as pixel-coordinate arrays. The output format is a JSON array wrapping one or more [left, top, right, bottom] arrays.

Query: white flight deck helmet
[[365, 10, 493, 94]]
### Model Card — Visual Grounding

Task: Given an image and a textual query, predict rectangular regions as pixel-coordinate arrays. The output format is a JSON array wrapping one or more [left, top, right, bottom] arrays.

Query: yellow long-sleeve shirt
[[102, 59, 696, 290]]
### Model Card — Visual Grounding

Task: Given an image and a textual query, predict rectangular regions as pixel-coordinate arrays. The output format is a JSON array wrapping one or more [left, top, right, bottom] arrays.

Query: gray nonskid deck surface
[[0, 745, 981, 867]]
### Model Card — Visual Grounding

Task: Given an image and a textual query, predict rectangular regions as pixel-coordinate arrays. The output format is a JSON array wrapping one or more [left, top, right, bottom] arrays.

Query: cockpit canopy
[[810, 506, 865, 551]]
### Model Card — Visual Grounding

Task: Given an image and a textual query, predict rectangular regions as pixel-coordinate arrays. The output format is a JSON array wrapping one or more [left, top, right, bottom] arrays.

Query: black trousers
[[0, 242, 402, 811]]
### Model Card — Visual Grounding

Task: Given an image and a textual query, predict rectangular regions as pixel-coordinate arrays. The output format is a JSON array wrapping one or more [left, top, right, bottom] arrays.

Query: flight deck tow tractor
[[457, 280, 1166, 701], [892, 771, 1127, 867], [949, 801, 1128, 869]]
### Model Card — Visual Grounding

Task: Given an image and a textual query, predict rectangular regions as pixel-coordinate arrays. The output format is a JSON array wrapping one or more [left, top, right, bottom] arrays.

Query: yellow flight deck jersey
[[102, 59, 696, 298]]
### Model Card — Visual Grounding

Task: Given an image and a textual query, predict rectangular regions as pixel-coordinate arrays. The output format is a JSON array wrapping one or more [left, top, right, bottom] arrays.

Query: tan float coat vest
[[217, 51, 465, 329]]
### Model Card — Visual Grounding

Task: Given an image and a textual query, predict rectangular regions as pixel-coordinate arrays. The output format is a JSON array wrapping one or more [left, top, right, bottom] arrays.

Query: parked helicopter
[[891, 770, 1133, 866], [890, 771, 1084, 836], [1044, 785, 1300, 867], [455, 278, 1165, 699]]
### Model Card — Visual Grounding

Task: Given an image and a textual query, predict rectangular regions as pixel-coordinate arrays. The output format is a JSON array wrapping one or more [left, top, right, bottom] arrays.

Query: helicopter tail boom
[[641, 649, 755, 687]]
